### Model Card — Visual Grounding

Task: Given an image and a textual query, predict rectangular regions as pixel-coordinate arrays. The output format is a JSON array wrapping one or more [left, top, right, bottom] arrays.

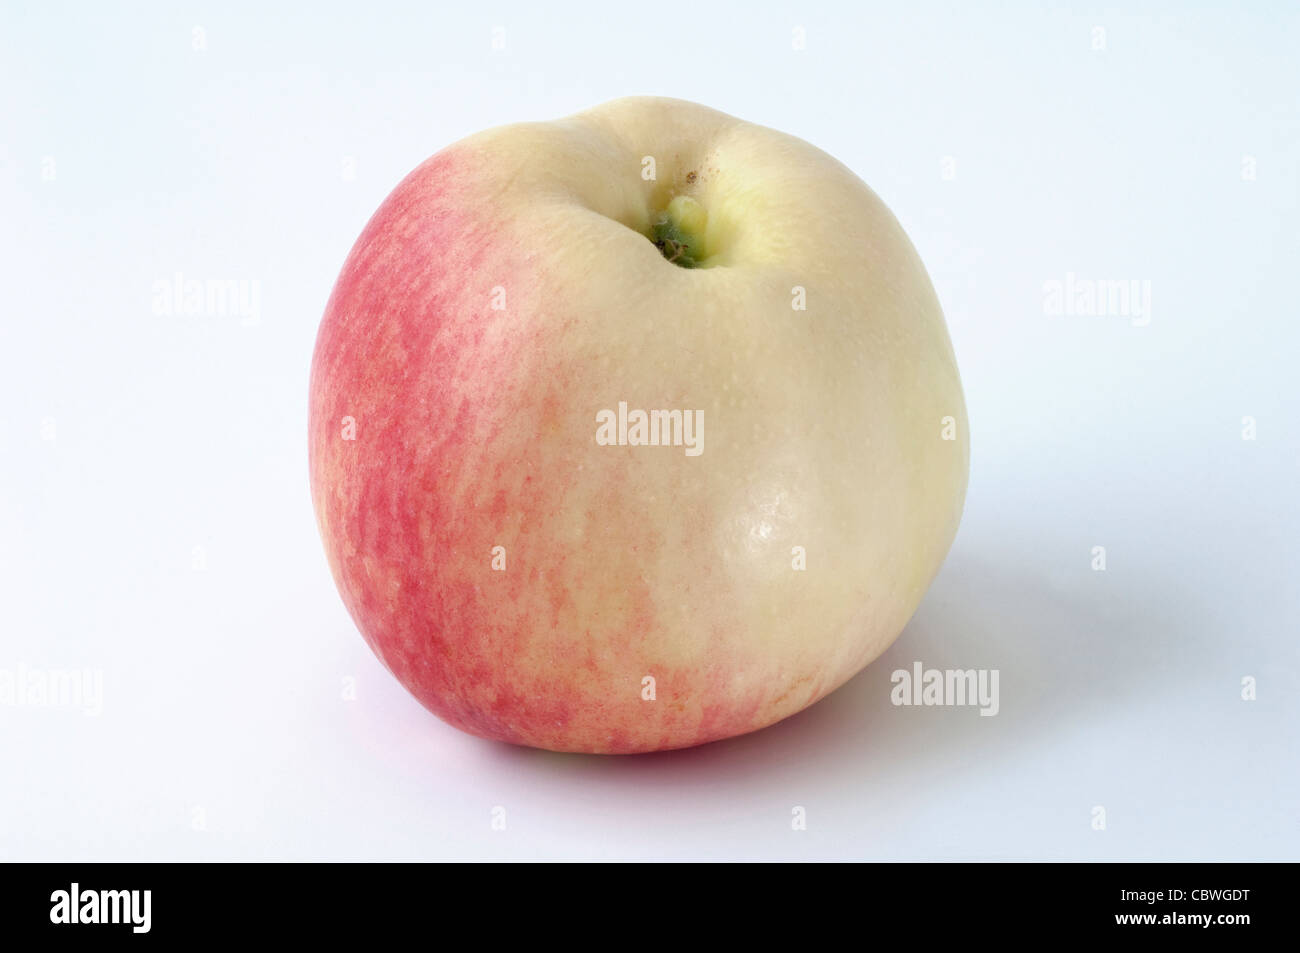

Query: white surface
[[1, 1, 1296, 860]]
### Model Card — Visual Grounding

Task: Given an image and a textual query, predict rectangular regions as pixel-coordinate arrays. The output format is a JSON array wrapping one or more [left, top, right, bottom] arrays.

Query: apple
[[309, 97, 968, 754]]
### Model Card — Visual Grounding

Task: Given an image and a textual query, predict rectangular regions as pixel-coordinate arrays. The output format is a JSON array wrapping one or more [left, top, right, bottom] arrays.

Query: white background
[[2, 1, 1296, 860]]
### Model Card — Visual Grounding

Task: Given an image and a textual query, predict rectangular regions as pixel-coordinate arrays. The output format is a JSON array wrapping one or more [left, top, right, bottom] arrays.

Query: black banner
[[0, 862, 1284, 940]]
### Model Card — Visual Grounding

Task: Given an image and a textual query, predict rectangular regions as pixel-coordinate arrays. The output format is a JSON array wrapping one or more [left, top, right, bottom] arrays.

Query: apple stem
[[650, 195, 708, 268]]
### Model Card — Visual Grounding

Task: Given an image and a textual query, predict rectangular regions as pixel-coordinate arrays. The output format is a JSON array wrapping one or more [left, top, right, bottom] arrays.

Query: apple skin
[[309, 97, 968, 754]]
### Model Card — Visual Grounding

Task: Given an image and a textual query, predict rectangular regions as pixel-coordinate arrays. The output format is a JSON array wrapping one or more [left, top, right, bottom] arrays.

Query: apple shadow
[[478, 545, 1198, 797]]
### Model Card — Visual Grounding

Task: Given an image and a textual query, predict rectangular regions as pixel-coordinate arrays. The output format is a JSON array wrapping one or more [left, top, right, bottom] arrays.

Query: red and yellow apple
[[309, 97, 968, 754]]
